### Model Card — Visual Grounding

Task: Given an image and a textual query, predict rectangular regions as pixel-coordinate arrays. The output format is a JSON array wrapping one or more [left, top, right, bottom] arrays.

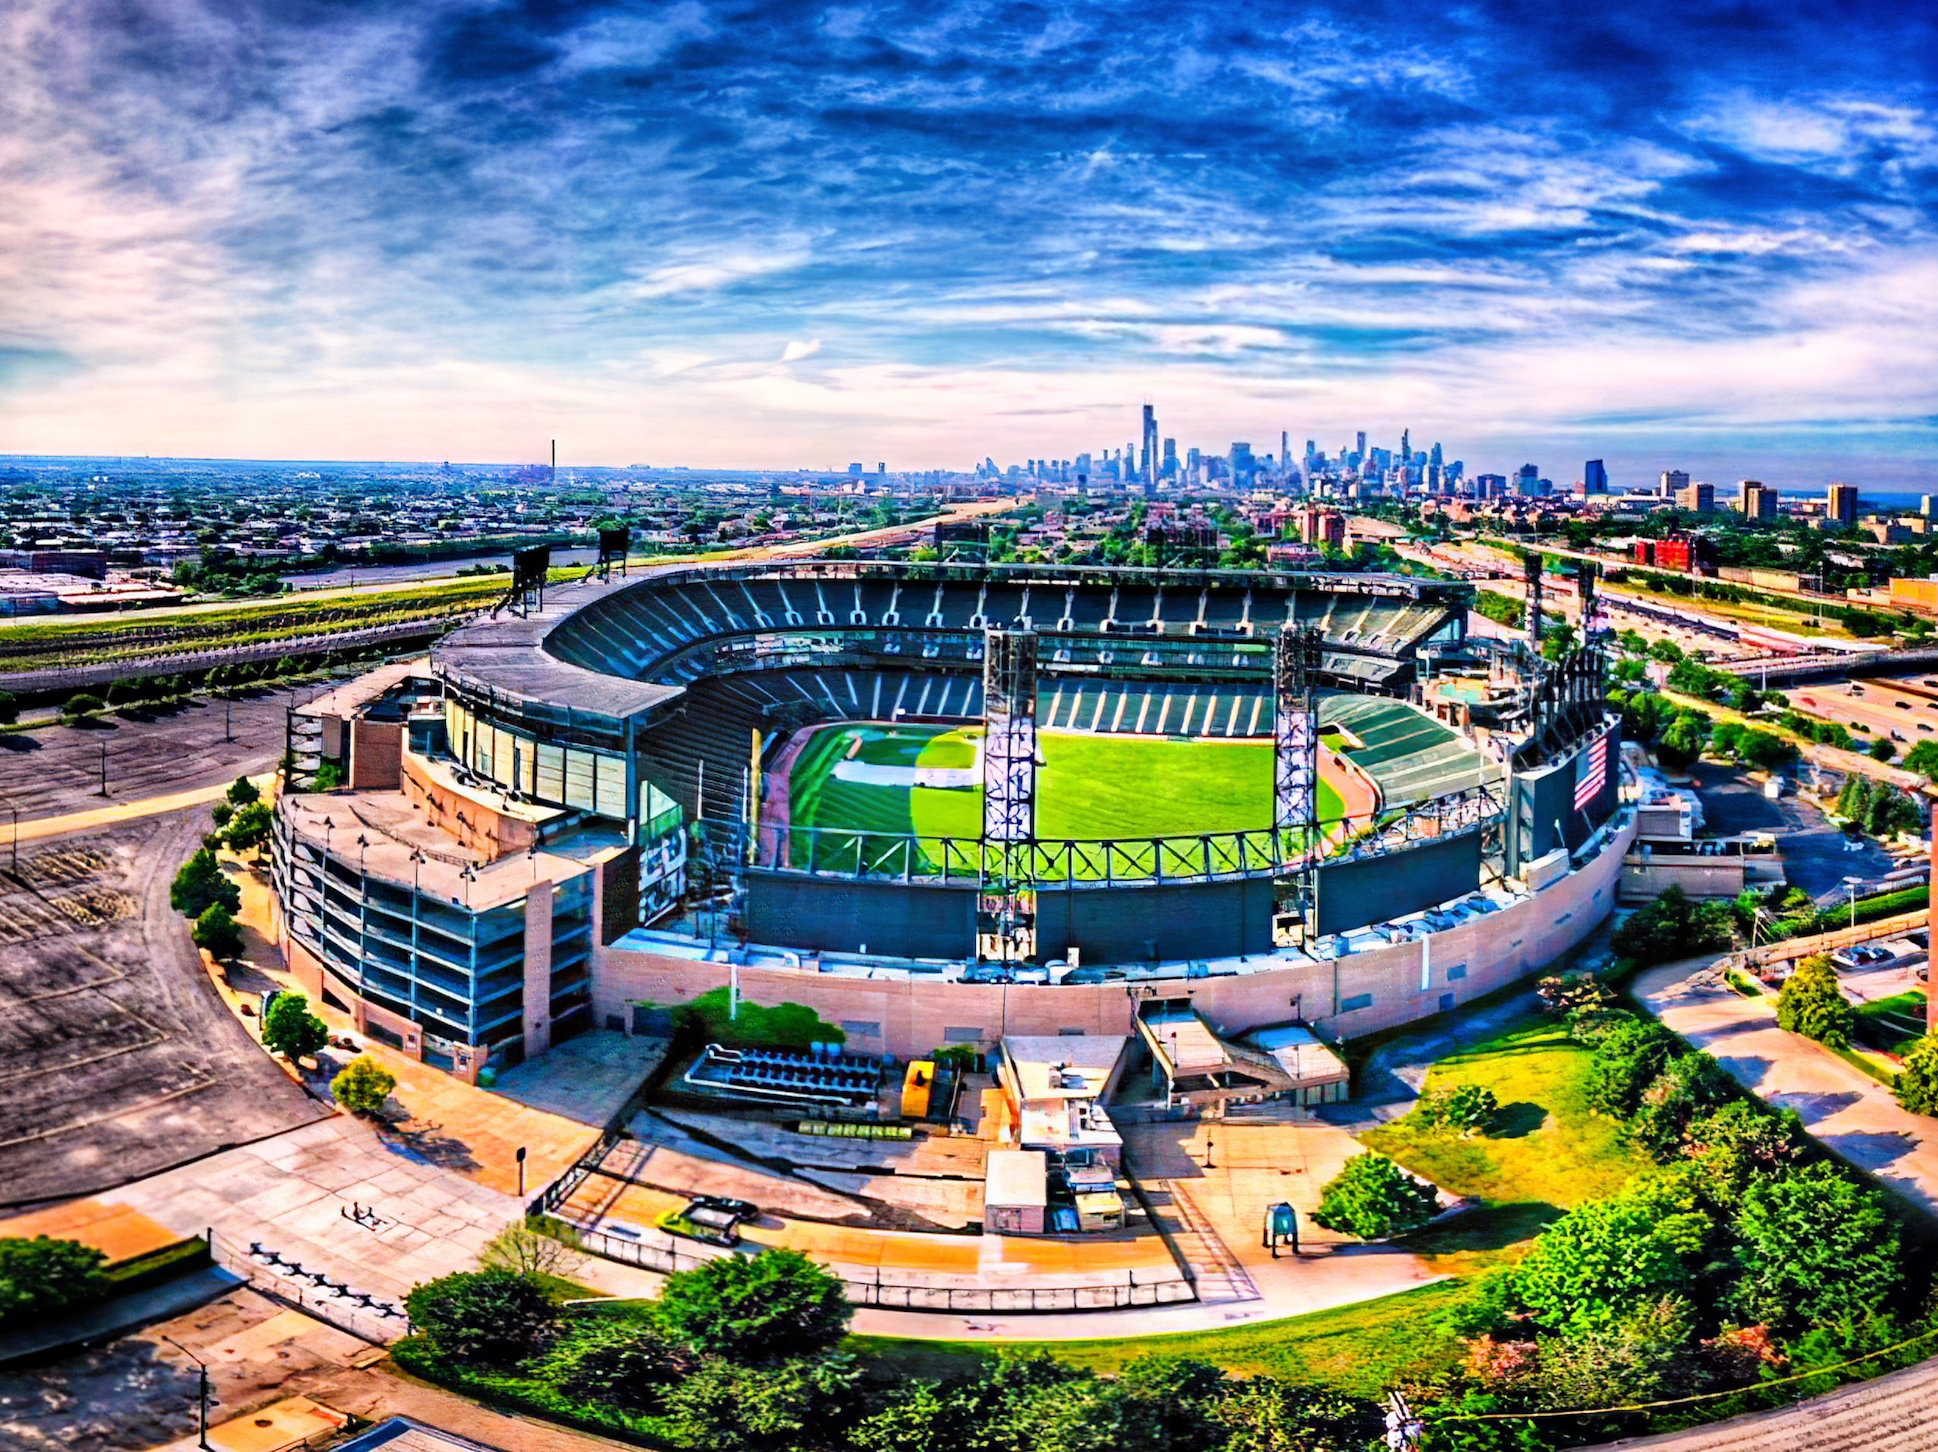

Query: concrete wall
[[347, 720, 404, 791], [1619, 854, 1746, 902], [590, 813, 1637, 1058], [524, 886, 554, 1060], [401, 750, 540, 859]]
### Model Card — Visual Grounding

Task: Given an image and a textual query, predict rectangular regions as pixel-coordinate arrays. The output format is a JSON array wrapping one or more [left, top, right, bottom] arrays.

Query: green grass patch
[[1829, 1042, 1901, 1088], [783, 723, 1346, 877], [390, 1336, 672, 1447], [847, 1278, 1479, 1397], [1856, 991, 1930, 1056], [1361, 1015, 1656, 1271], [102, 1237, 212, 1295]]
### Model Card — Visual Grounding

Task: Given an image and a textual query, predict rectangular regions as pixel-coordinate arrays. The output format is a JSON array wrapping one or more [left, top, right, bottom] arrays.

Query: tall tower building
[[1583, 459, 1608, 495], [1827, 482, 1858, 526], [1140, 404, 1159, 491], [1659, 469, 1690, 499], [1355, 431, 1367, 458]]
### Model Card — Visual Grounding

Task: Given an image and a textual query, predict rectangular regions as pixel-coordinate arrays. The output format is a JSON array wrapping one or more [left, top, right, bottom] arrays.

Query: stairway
[[1135, 1175, 1261, 1305]]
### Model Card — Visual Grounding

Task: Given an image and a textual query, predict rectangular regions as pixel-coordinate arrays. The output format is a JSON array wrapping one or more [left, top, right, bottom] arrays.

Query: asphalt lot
[[1689, 763, 1895, 901], [0, 809, 326, 1207]]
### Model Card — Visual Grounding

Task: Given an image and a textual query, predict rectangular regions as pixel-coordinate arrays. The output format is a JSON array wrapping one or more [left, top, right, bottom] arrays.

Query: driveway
[[1633, 958, 1938, 1223]]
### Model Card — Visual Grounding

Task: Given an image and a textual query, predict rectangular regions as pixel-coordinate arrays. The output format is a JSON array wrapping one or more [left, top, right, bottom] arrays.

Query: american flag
[[1574, 731, 1609, 811]]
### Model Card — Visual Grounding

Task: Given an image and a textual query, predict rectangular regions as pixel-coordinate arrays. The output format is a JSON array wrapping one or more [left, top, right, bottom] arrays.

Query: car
[[1831, 944, 1892, 970], [689, 1194, 759, 1219]]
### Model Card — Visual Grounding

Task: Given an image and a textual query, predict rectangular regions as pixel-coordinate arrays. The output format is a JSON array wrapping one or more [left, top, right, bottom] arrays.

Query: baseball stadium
[[271, 557, 1631, 1082]]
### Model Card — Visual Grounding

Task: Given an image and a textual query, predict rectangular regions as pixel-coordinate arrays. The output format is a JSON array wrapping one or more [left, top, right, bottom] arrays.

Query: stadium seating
[[1319, 695, 1492, 807]]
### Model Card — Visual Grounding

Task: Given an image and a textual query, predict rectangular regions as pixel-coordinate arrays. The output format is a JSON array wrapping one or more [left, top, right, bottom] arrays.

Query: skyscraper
[[1162, 437, 1178, 481], [1677, 481, 1715, 513], [1140, 404, 1158, 491], [1514, 463, 1540, 497], [1659, 469, 1689, 499], [1583, 459, 1608, 495], [1355, 430, 1367, 458], [1738, 480, 1777, 519], [1827, 482, 1858, 526]]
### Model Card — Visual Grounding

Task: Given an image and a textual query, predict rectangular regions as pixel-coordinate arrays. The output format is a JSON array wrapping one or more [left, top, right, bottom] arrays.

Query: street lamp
[[7, 802, 16, 878], [1842, 874, 1862, 930], [160, 1336, 213, 1449]]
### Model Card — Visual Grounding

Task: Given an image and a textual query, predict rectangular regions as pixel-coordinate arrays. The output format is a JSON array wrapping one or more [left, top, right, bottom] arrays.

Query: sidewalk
[[12, 772, 275, 842], [1634, 957, 1938, 1223]]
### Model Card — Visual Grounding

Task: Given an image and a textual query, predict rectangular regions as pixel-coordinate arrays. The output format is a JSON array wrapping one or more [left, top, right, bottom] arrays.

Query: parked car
[[1832, 944, 1892, 970], [689, 1193, 759, 1219]]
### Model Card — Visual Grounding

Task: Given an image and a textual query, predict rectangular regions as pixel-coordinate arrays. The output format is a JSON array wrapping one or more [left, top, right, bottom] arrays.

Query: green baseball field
[[776, 723, 1349, 873]]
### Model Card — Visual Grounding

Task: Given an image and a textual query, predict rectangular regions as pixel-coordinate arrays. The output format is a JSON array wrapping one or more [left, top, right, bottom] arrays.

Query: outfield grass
[[1361, 1014, 1655, 1273], [785, 723, 1347, 862], [848, 1278, 1478, 1396]]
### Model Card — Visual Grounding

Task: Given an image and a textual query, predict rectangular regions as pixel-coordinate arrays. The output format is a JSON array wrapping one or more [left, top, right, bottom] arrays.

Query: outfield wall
[[590, 809, 1635, 1059]]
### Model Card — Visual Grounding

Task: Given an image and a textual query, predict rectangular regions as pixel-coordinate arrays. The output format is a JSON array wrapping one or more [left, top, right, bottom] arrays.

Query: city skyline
[[2, 1, 1935, 477]]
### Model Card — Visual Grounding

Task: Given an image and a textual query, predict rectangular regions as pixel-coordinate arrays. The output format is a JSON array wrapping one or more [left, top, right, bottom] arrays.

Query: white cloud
[[781, 338, 822, 362]]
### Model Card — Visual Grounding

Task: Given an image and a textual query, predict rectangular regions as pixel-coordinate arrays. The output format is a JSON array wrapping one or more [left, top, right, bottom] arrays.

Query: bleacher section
[[544, 568, 1459, 689], [683, 1043, 885, 1110], [1320, 695, 1492, 807]]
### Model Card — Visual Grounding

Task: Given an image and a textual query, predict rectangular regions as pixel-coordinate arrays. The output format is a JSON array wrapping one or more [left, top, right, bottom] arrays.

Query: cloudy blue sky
[[2, 0, 1935, 483]]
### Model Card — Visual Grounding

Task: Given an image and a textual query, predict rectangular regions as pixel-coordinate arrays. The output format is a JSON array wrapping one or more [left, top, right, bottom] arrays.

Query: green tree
[[1730, 1165, 1901, 1334], [1871, 736, 1897, 762], [170, 847, 240, 918], [1895, 1036, 1938, 1117], [261, 990, 329, 1062], [1526, 1296, 1699, 1412], [0, 1237, 111, 1328], [330, 1055, 396, 1117], [527, 1316, 693, 1411], [1512, 1196, 1686, 1333], [1776, 954, 1855, 1049], [1213, 1377, 1384, 1452], [191, 902, 244, 960], [655, 1248, 850, 1362], [405, 1268, 559, 1368], [210, 801, 234, 829], [0, 688, 18, 725], [1902, 739, 1938, 783], [1628, 1050, 1734, 1161], [1654, 715, 1706, 769], [660, 1351, 862, 1452], [1611, 886, 1733, 970], [226, 774, 261, 806], [224, 799, 274, 857], [1311, 1153, 1439, 1240]]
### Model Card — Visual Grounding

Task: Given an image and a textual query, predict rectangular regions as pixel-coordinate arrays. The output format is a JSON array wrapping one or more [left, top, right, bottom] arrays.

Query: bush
[[0, 688, 17, 724], [1628, 1050, 1735, 1161], [226, 774, 261, 806], [527, 1316, 694, 1411], [170, 847, 241, 919], [1894, 1036, 1938, 1117], [1777, 955, 1855, 1050], [1312, 1153, 1439, 1240], [313, 760, 345, 791], [660, 1351, 862, 1452], [191, 902, 244, 960], [1729, 1165, 1901, 1335], [223, 800, 274, 856], [261, 990, 329, 1062], [404, 1269, 559, 1368], [331, 1055, 396, 1117], [61, 691, 106, 719], [1871, 737, 1897, 762], [0, 1236, 111, 1328], [1584, 1017, 1681, 1119], [655, 1248, 851, 1362], [1611, 887, 1733, 969], [1414, 1084, 1500, 1136], [1512, 1196, 1687, 1334]]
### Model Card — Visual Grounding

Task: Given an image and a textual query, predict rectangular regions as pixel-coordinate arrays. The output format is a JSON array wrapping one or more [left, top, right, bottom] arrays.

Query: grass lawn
[[1856, 990, 1931, 1056], [785, 723, 1347, 870], [849, 1278, 1477, 1396], [1362, 1014, 1655, 1273]]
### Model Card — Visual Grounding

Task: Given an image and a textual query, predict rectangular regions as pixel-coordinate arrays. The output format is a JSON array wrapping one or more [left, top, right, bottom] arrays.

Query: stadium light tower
[[1273, 625, 1322, 942], [980, 628, 1038, 964]]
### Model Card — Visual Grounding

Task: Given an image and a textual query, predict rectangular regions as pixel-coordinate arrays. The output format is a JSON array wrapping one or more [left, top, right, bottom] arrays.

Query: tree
[[1312, 1153, 1439, 1240], [1610, 886, 1733, 970], [0, 1236, 111, 1328], [1214, 1378, 1383, 1452], [1512, 1196, 1686, 1333], [1627, 1051, 1734, 1161], [479, 1220, 584, 1280], [331, 1055, 396, 1117], [192, 902, 244, 960], [224, 800, 274, 857], [405, 1268, 559, 1368], [1895, 1036, 1938, 1117], [1777, 954, 1855, 1049], [1871, 736, 1897, 762], [1903, 739, 1938, 783], [660, 1351, 862, 1452], [654, 1248, 850, 1362], [210, 801, 234, 829], [1414, 1084, 1500, 1135], [226, 774, 261, 806], [1655, 715, 1706, 770], [261, 990, 329, 1062], [0, 688, 17, 725], [1730, 1165, 1901, 1334], [1526, 1296, 1699, 1412], [170, 847, 240, 919], [527, 1315, 693, 1411]]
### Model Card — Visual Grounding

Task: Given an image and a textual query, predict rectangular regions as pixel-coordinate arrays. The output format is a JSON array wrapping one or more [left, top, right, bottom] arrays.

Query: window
[[1446, 964, 1467, 981], [1340, 992, 1374, 1013], [943, 1027, 984, 1043], [840, 1020, 882, 1039]]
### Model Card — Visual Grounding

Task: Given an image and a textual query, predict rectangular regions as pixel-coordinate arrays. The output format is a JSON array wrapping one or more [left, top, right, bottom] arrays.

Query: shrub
[[527, 1315, 693, 1411], [655, 1248, 851, 1362], [1729, 1165, 1901, 1335], [404, 1269, 559, 1368], [191, 902, 244, 960], [223, 800, 274, 856], [1777, 954, 1855, 1050], [1414, 1084, 1500, 1136], [0, 1236, 111, 1328], [261, 990, 329, 1062], [1894, 1036, 1938, 1117], [313, 760, 345, 792], [226, 774, 261, 806], [0, 688, 17, 724], [331, 1055, 396, 1117], [61, 691, 106, 719], [1628, 1050, 1734, 1161], [1611, 886, 1733, 969], [1512, 1196, 1687, 1333], [1312, 1153, 1439, 1240], [1584, 1017, 1681, 1119], [659, 1351, 862, 1452]]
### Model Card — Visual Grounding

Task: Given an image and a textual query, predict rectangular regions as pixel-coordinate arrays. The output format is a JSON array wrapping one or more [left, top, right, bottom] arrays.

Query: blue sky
[[2, 0, 1935, 482]]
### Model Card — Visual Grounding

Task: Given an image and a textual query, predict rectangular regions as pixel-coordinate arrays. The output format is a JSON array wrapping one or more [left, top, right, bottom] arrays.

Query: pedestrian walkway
[[1635, 956, 1938, 1223], [12, 772, 273, 842]]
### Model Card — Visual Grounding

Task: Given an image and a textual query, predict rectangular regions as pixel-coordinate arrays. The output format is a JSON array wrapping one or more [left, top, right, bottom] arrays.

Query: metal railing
[[544, 1213, 1195, 1312], [208, 1230, 408, 1345]]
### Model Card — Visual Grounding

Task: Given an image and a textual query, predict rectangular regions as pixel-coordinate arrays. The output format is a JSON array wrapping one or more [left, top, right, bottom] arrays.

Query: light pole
[[1843, 874, 1862, 931], [160, 1336, 213, 1449], [7, 802, 16, 878]]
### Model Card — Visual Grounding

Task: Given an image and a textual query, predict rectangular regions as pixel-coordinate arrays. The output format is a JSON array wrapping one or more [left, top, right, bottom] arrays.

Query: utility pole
[[161, 1336, 213, 1449], [98, 741, 108, 797], [7, 803, 16, 877]]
